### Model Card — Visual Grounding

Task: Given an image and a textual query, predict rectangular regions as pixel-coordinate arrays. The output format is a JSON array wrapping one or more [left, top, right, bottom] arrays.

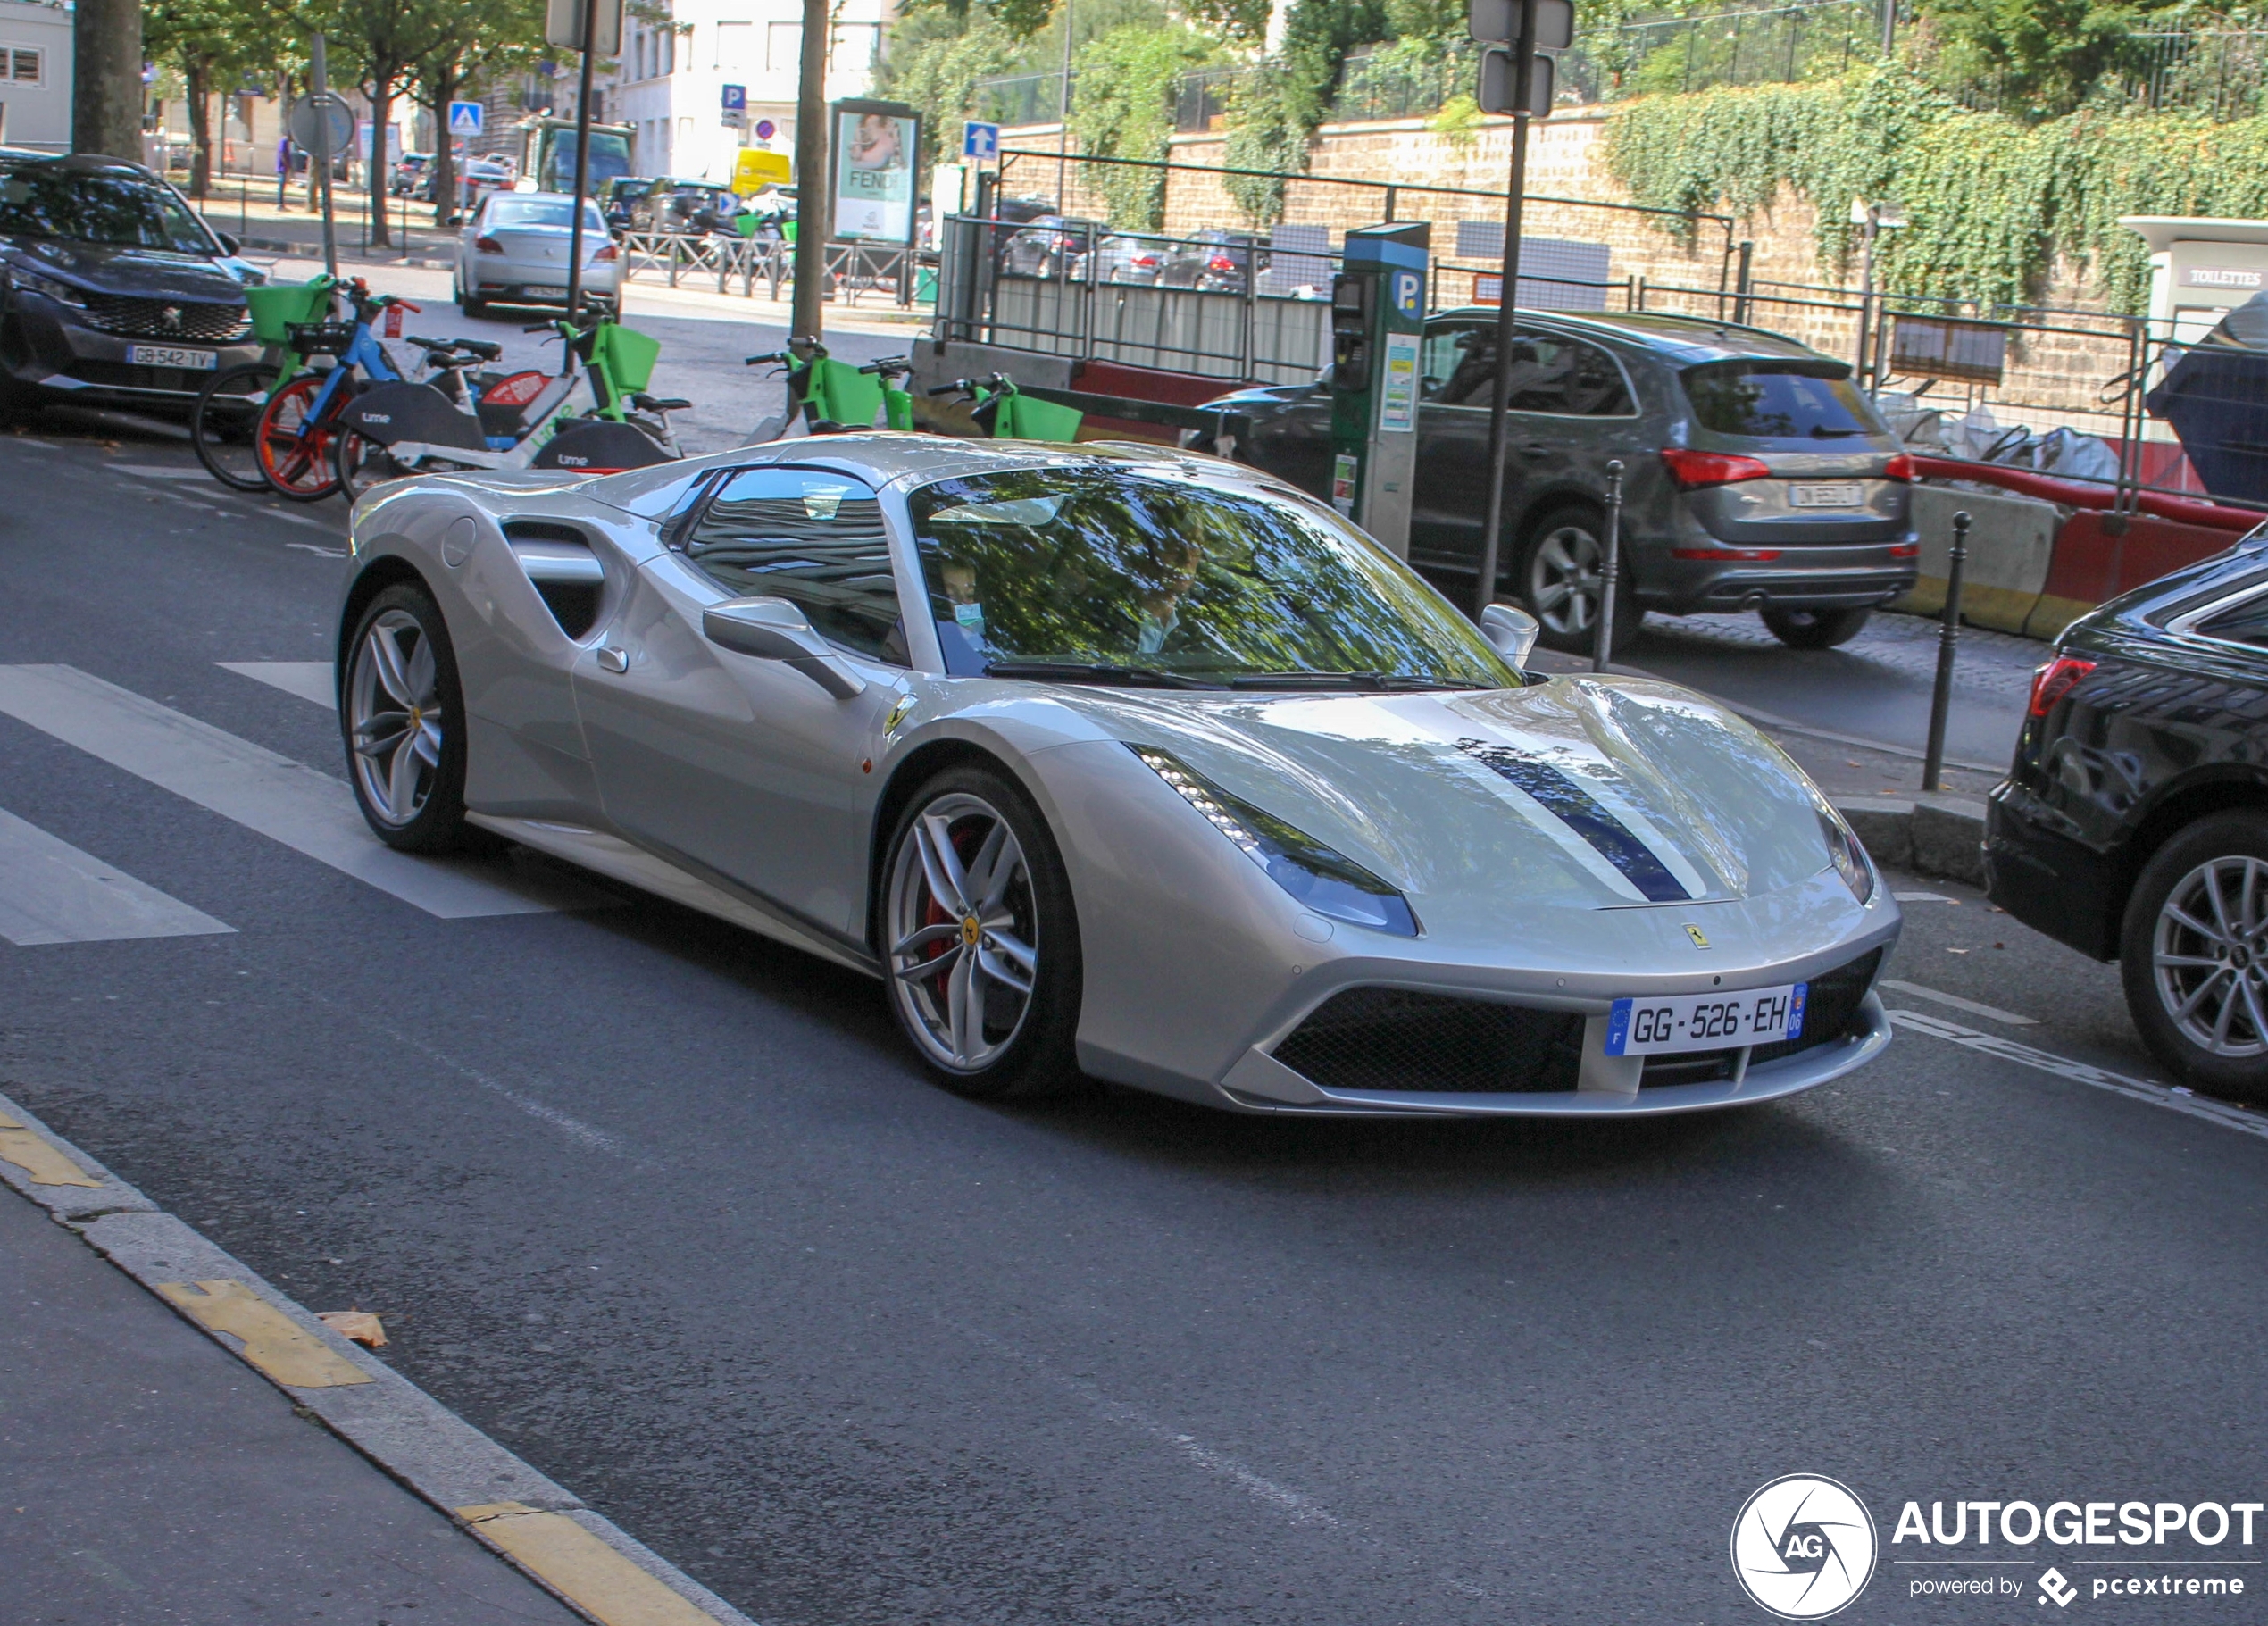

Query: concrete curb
[[1835, 795, 1989, 887], [0, 1090, 758, 1626]]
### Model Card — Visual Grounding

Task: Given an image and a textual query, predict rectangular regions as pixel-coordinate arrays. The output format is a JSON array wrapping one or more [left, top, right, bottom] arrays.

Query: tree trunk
[[369, 75, 395, 247], [71, 0, 143, 163], [791, 0, 830, 340], [185, 59, 211, 197], [427, 64, 458, 229]]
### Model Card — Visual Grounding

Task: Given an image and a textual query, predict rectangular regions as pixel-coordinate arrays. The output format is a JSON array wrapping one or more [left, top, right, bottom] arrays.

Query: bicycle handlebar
[[858, 355, 912, 377]]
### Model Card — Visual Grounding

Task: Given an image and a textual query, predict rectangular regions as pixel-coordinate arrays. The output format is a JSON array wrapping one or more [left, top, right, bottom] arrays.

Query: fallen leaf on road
[[319, 1308, 387, 1347], [1947, 946, 1969, 954]]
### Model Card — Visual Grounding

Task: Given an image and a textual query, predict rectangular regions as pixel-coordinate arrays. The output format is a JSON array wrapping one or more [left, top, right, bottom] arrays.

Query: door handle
[[596, 646, 628, 673]]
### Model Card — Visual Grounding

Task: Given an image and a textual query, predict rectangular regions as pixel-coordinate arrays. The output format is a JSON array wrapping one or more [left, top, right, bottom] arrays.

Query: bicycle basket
[[245, 278, 337, 346], [284, 321, 356, 356], [590, 322, 661, 394], [993, 391, 1084, 444], [807, 356, 883, 429]]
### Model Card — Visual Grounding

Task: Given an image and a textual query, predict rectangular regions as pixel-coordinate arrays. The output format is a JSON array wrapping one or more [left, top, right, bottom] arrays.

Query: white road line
[[1893, 891, 1954, 903], [0, 664, 596, 920], [1880, 979, 2038, 1026], [0, 806, 233, 946], [1887, 1007, 2268, 1142], [218, 662, 336, 708], [113, 464, 211, 479]]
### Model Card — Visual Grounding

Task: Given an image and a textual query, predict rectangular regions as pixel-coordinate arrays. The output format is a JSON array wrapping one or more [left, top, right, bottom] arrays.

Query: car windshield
[[1681, 362, 1886, 440], [0, 165, 213, 254], [906, 468, 1517, 688], [487, 197, 606, 231]]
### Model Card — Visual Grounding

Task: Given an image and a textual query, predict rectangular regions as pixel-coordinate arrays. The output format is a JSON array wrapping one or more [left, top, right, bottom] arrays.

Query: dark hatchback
[[0, 151, 263, 412], [1988, 531, 2268, 1099], [1203, 308, 1919, 652]]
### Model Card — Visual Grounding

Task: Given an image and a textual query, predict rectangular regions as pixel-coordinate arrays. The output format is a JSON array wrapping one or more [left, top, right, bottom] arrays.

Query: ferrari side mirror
[[1480, 602, 1539, 668], [702, 596, 866, 699]]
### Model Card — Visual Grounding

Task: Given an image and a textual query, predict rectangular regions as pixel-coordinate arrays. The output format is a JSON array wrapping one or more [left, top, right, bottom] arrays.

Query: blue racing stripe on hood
[[1455, 738, 1693, 903]]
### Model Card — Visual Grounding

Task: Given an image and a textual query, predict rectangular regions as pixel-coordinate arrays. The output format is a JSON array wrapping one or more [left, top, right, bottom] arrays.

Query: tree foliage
[[1068, 24, 1226, 227]]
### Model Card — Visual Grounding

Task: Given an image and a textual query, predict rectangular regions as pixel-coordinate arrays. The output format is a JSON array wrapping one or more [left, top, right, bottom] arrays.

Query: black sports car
[[0, 150, 263, 412], [1987, 527, 2268, 1097]]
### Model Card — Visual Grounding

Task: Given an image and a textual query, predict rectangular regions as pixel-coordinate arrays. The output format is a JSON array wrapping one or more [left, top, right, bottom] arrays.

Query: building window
[[4, 47, 41, 86], [713, 19, 752, 71], [830, 22, 879, 71], [766, 21, 799, 71]]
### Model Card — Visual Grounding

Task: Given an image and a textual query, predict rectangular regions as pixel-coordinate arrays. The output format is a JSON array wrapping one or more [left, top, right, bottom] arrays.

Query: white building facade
[[611, 0, 896, 187], [0, 0, 71, 153]]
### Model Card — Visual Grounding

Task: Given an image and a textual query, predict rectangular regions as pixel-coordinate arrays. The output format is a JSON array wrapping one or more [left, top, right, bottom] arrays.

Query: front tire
[[333, 427, 408, 504], [341, 584, 484, 853], [257, 372, 344, 501], [2121, 813, 2268, 1102], [880, 766, 1083, 1101], [1762, 605, 1872, 649], [191, 361, 278, 492], [1519, 504, 1634, 657]]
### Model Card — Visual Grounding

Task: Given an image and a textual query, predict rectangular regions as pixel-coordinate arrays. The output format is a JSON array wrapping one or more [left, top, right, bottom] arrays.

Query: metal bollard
[[1922, 509, 1972, 793], [1594, 459, 1625, 674]]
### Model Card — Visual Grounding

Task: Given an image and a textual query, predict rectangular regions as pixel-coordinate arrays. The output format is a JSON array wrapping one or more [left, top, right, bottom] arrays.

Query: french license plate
[[127, 345, 218, 371], [1605, 982, 1807, 1056], [525, 285, 570, 298], [1789, 481, 1864, 508]]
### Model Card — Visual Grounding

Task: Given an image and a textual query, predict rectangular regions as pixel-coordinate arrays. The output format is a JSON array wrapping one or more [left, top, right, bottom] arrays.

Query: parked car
[[453, 191, 618, 316], [601, 175, 654, 231], [1094, 232, 1170, 286], [1199, 309, 1919, 653], [390, 153, 431, 197], [0, 150, 263, 413], [1986, 532, 2268, 1098], [333, 438, 1897, 1112], [1162, 228, 1265, 291], [626, 178, 742, 236], [999, 215, 1106, 279]]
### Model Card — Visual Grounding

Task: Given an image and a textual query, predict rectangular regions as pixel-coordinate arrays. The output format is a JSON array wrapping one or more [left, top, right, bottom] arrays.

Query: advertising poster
[[1378, 330, 1420, 432], [833, 104, 918, 244]]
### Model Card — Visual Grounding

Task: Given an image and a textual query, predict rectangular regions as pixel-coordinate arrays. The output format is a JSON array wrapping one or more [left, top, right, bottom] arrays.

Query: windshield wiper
[[1223, 671, 1480, 691], [1806, 425, 1866, 438], [982, 660, 1224, 689]]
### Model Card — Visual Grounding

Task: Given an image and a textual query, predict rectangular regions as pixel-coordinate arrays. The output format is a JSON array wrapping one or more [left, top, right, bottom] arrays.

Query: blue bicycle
[[254, 279, 420, 501]]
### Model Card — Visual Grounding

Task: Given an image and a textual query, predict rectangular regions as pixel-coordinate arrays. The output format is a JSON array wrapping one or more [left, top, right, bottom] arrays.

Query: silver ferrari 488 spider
[[335, 435, 1898, 1115]]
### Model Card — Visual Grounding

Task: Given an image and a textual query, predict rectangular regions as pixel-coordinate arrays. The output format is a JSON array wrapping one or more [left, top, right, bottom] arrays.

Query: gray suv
[[1202, 308, 1919, 652]]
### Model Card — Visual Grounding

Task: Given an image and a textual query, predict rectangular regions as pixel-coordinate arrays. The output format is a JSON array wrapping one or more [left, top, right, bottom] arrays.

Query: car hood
[[1046, 675, 1847, 930], [2, 238, 239, 299]]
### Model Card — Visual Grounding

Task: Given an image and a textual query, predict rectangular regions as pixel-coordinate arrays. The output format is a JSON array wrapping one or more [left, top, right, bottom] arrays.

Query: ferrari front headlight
[[1811, 788, 1876, 905], [1131, 744, 1419, 937]]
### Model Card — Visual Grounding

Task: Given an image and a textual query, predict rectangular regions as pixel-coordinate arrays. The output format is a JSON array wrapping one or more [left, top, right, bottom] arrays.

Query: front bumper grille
[[1270, 947, 1884, 1096], [1272, 988, 1585, 1094], [80, 292, 251, 343]]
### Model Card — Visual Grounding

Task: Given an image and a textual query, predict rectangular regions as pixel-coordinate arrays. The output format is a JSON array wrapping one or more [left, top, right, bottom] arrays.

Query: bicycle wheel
[[333, 427, 408, 504], [256, 371, 345, 501], [190, 361, 279, 492]]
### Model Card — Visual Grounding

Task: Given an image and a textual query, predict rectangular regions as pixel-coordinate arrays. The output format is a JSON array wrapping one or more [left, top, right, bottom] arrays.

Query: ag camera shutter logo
[[1730, 1474, 1878, 1619]]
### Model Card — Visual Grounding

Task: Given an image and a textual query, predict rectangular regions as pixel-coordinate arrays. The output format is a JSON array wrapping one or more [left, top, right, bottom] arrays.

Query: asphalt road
[[4, 354, 2265, 1624]]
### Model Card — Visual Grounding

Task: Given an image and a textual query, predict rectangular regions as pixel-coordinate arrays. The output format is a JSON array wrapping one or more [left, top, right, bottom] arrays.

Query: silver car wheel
[[346, 609, 444, 828], [1528, 522, 1603, 637], [887, 792, 1038, 1072], [2153, 855, 2268, 1056]]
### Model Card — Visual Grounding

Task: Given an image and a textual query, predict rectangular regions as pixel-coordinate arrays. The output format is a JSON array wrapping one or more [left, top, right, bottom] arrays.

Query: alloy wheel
[[2152, 855, 2268, 1056], [886, 792, 1038, 1072], [346, 609, 443, 827], [1527, 522, 1603, 638]]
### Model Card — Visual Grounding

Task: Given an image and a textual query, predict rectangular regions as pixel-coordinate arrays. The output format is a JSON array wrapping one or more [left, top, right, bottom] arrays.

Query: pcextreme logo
[[1731, 1475, 1879, 1619]]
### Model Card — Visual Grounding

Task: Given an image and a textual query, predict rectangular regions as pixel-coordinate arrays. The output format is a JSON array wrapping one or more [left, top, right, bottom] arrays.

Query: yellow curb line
[[153, 1280, 373, 1388], [458, 1503, 726, 1626], [0, 1113, 103, 1188]]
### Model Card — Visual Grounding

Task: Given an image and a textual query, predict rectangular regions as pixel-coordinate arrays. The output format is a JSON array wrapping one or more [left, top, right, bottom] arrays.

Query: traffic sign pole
[[563, 0, 598, 328], [310, 34, 338, 280]]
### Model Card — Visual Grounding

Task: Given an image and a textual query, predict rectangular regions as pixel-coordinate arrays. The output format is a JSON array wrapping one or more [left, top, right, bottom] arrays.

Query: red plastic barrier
[[1910, 454, 2264, 535], [2042, 509, 2242, 610], [1071, 358, 1255, 408]]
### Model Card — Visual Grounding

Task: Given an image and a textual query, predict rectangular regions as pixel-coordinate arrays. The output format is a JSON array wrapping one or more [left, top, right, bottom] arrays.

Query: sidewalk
[[0, 1095, 753, 1626]]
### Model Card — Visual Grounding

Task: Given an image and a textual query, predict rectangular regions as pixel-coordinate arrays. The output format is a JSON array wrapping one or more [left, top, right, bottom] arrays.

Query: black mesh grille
[[1272, 948, 1883, 1097], [80, 292, 251, 342], [1271, 988, 1584, 1094]]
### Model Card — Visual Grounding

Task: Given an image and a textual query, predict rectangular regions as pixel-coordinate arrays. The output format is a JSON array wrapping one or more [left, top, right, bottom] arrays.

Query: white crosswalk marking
[[0, 664, 599, 920], [0, 806, 234, 945], [218, 661, 336, 709]]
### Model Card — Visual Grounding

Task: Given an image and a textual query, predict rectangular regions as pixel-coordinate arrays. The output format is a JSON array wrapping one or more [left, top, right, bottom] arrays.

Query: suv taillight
[[475, 235, 504, 254], [2028, 655, 2097, 717], [1208, 254, 1236, 272], [591, 242, 618, 262], [1660, 447, 1772, 488]]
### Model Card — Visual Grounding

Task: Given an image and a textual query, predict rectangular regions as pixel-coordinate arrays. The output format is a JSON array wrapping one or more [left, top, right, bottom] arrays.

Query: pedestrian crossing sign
[[448, 101, 483, 137]]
